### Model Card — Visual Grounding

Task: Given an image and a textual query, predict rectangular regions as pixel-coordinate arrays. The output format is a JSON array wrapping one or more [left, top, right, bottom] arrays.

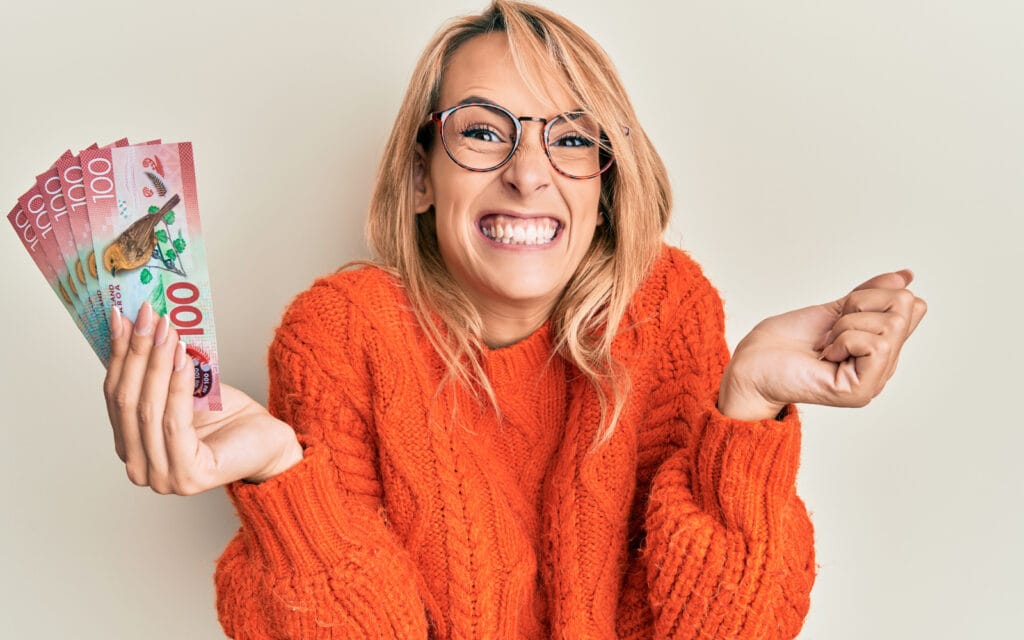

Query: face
[[414, 32, 603, 333]]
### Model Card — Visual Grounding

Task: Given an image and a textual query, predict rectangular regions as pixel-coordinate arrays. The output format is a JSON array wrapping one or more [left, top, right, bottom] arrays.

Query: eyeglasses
[[425, 102, 626, 180]]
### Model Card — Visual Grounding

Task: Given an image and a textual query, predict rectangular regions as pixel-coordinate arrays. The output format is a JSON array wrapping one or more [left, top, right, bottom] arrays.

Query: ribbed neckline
[[481, 319, 555, 379]]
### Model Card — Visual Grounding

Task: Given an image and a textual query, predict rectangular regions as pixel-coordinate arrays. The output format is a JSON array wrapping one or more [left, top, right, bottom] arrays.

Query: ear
[[413, 143, 434, 215]]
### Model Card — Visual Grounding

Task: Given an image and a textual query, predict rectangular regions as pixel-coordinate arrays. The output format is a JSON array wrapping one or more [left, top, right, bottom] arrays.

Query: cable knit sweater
[[214, 244, 816, 639]]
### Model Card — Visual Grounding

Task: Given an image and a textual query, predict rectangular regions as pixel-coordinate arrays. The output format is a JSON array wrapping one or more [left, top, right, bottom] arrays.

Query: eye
[[551, 132, 595, 148], [549, 113, 600, 149], [459, 124, 505, 143]]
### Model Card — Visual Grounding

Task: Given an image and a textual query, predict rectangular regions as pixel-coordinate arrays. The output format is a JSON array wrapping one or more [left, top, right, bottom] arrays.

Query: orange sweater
[[214, 245, 815, 639]]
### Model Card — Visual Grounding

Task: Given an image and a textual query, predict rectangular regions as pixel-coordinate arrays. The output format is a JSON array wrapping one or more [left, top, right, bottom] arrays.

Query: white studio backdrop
[[0, 1, 1020, 638]]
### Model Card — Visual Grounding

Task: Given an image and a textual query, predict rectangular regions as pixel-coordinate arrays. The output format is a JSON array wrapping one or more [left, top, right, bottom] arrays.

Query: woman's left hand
[[717, 269, 928, 421]]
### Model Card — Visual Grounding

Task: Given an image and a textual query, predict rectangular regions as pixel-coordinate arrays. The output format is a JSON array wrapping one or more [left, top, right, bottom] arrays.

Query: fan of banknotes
[[6, 139, 221, 411]]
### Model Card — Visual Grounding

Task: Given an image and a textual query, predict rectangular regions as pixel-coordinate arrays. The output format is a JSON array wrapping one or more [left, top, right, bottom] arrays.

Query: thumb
[[823, 268, 915, 315], [850, 268, 914, 293]]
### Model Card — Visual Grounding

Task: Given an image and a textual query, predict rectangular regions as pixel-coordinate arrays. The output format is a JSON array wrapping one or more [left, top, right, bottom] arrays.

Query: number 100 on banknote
[[81, 142, 222, 411]]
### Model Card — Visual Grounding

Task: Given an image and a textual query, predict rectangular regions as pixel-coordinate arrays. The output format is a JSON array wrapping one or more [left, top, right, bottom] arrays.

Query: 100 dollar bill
[[38, 152, 111, 358], [81, 142, 221, 411], [7, 203, 105, 362]]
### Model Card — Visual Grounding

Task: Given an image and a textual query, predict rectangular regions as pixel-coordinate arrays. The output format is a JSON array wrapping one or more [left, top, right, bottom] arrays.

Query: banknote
[[37, 152, 110, 356], [6, 203, 105, 362], [80, 142, 221, 410], [15, 181, 108, 356], [56, 143, 104, 339], [17, 180, 89, 319], [56, 138, 137, 353]]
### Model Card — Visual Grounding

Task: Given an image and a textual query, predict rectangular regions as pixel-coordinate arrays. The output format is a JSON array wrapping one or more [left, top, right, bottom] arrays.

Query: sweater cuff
[[693, 402, 802, 531], [225, 445, 365, 576]]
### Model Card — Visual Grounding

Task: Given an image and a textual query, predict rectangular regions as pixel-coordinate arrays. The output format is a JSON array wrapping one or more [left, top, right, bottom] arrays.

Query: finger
[[849, 268, 914, 293], [815, 310, 888, 349], [137, 317, 177, 493], [165, 340, 205, 494], [842, 286, 916, 314], [114, 301, 159, 487], [104, 306, 129, 382], [816, 311, 905, 382], [820, 269, 915, 320], [908, 297, 928, 336], [840, 288, 916, 335], [103, 306, 133, 461], [817, 288, 915, 351], [819, 329, 893, 406]]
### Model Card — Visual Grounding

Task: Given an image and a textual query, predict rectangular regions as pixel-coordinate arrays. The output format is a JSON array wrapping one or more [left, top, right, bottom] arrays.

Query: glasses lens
[[442, 105, 517, 171], [547, 113, 610, 178]]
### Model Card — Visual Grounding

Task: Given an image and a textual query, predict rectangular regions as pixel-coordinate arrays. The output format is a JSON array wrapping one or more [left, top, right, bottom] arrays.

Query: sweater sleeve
[[213, 275, 432, 640], [637, 253, 816, 639]]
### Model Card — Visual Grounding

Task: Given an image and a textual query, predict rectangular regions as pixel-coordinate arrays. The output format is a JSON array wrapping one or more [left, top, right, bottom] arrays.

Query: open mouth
[[478, 213, 562, 246]]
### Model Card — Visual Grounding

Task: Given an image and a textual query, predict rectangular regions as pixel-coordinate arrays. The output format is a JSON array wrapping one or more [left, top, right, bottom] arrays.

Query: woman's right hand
[[103, 302, 303, 494]]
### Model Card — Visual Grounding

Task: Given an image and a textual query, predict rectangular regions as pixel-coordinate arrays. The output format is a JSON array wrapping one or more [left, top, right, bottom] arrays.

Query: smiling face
[[414, 32, 604, 346]]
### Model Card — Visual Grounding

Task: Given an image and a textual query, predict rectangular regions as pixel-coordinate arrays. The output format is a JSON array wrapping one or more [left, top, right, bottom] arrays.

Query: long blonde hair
[[365, 0, 671, 449]]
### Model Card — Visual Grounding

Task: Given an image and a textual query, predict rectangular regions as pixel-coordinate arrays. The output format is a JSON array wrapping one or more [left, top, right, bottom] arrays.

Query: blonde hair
[[364, 0, 671, 449]]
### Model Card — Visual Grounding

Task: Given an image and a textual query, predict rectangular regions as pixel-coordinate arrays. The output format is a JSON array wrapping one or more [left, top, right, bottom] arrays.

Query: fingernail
[[173, 340, 188, 372], [153, 314, 170, 347], [135, 301, 154, 336], [111, 306, 122, 339]]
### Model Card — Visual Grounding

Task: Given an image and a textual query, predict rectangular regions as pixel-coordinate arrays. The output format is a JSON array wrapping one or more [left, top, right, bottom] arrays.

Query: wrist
[[716, 397, 787, 422], [717, 375, 786, 422], [243, 430, 303, 485]]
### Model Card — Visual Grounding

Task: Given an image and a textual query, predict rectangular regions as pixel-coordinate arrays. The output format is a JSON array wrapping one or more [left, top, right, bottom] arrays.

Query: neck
[[477, 300, 555, 349]]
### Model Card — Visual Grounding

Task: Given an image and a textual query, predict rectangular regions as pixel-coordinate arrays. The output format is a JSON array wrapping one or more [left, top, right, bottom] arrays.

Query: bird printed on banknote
[[102, 194, 180, 276]]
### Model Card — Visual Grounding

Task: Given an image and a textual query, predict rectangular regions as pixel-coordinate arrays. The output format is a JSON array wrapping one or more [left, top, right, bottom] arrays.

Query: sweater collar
[[481, 318, 555, 384]]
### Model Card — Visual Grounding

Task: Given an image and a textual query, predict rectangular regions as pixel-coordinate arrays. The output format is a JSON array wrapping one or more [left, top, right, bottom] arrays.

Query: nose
[[500, 121, 552, 195]]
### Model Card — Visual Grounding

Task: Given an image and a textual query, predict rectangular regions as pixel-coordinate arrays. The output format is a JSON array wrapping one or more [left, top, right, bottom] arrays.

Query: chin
[[485, 270, 569, 305]]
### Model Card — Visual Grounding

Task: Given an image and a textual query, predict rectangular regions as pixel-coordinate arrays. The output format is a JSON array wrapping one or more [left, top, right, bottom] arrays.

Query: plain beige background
[[1, 1, 1020, 638]]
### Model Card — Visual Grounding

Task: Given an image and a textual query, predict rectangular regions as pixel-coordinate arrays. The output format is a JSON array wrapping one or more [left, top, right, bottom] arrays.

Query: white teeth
[[526, 224, 538, 244], [479, 216, 559, 246]]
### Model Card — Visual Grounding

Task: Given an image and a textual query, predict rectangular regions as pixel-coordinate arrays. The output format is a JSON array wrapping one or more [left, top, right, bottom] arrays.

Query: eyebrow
[[456, 95, 494, 107]]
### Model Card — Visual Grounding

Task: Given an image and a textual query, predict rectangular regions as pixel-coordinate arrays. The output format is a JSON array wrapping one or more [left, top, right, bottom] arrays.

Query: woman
[[102, 1, 926, 638]]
